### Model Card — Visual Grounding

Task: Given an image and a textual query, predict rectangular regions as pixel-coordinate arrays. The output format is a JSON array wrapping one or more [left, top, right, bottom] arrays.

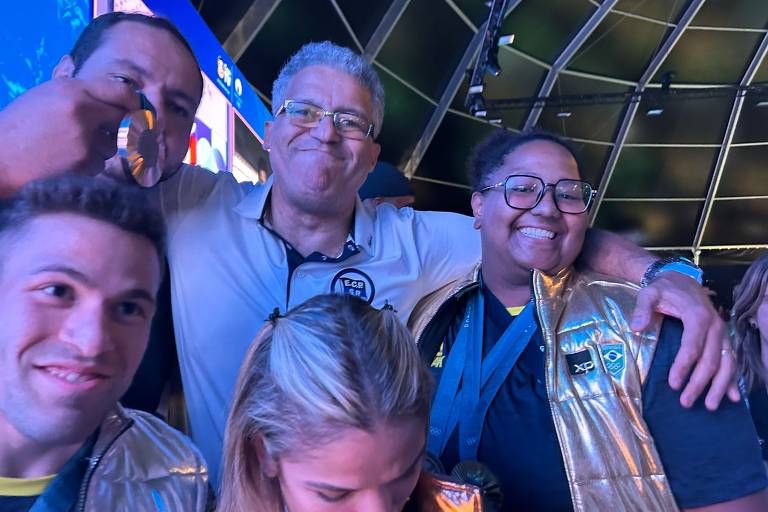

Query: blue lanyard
[[428, 290, 537, 460]]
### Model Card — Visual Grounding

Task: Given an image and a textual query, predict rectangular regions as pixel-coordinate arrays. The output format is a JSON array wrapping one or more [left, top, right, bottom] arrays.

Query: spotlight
[[468, 93, 486, 117], [486, 60, 502, 77], [468, 85, 484, 95], [645, 71, 674, 117], [497, 34, 515, 46], [556, 111, 572, 118], [645, 107, 664, 117], [486, 51, 502, 77]]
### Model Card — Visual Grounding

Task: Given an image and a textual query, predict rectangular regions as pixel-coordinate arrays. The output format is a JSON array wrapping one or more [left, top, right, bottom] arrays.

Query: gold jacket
[[410, 266, 679, 512], [77, 404, 210, 512]]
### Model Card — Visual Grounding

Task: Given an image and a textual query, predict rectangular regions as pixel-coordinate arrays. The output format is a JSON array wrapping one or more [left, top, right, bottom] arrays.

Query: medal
[[116, 93, 163, 187]]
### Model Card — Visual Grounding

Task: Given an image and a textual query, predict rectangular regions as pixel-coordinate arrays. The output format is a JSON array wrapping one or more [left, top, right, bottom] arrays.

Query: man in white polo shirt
[[0, 17, 737, 486], [153, 41, 737, 483]]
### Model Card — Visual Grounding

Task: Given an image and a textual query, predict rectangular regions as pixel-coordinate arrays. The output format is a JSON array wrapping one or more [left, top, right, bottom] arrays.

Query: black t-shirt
[[0, 495, 38, 512], [433, 286, 768, 511], [748, 385, 768, 462]]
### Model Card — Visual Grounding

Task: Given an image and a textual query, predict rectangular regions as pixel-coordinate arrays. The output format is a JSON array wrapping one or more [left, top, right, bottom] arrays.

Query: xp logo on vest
[[566, 349, 595, 376], [330, 268, 376, 303]]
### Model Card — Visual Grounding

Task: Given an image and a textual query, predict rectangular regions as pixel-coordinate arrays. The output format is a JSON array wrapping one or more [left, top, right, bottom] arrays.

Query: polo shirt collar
[[233, 176, 273, 220], [234, 176, 376, 256]]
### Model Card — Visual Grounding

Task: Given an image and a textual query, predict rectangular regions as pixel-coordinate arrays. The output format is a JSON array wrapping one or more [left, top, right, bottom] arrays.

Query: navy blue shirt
[[434, 286, 767, 511]]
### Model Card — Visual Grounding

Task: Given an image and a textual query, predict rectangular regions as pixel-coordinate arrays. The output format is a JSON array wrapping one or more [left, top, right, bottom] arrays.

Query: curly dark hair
[[467, 129, 584, 191], [0, 175, 165, 262]]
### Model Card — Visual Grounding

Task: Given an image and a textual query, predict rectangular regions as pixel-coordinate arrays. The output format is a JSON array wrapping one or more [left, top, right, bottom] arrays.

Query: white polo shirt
[[156, 165, 480, 484]]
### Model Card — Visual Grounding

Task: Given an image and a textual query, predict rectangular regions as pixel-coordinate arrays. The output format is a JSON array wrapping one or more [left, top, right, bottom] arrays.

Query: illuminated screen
[[0, 1, 91, 108]]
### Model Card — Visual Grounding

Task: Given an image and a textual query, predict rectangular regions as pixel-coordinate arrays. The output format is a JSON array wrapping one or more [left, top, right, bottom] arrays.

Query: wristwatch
[[641, 256, 704, 287]]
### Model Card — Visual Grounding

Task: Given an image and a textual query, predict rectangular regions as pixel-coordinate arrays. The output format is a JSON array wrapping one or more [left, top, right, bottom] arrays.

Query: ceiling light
[[497, 35, 515, 46], [646, 107, 664, 117]]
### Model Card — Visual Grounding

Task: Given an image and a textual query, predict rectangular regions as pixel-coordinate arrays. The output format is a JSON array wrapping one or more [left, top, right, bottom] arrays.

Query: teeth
[[45, 367, 92, 383], [520, 227, 556, 239]]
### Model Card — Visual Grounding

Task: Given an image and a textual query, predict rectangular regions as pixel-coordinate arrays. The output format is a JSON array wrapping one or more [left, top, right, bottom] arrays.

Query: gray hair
[[271, 41, 386, 137], [217, 294, 432, 512]]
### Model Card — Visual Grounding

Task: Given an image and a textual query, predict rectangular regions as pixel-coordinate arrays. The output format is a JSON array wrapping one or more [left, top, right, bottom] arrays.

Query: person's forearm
[[579, 228, 657, 284]]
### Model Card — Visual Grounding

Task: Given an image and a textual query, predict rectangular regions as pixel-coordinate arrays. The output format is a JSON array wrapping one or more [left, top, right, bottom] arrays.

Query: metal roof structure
[[193, 0, 768, 264]]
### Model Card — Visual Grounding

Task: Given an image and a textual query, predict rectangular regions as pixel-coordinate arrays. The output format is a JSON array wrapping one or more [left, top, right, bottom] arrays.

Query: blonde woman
[[217, 294, 483, 512], [732, 253, 768, 462]]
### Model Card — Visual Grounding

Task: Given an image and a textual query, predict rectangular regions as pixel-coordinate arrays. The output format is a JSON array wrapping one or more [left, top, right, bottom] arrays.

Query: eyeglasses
[[480, 174, 596, 214], [276, 100, 375, 140]]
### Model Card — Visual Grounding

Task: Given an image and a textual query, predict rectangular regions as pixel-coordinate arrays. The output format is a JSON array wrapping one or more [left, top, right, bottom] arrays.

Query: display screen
[[0, 0, 91, 108]]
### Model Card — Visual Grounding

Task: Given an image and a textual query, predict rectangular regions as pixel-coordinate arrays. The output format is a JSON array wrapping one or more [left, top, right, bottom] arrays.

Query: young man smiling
[[0, 176, 210, 511]]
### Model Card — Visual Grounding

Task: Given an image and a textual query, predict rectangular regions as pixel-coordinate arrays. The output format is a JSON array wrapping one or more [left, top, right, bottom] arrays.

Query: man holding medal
[[0, 13, 742, 488]]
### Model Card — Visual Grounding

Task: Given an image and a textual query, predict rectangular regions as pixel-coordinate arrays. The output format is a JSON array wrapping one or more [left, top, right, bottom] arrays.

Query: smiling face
[[264, 65, 381, 217], [55, 20, 202, 177], [276, 418, 425, 512], [0, 213, 160, 447], [471, 139, 590, 285]]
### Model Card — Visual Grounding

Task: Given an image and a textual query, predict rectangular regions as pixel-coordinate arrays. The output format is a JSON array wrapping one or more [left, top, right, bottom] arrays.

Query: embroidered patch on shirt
[[566, 349, 595, 376], [601, 343, 626, 377], [330, 268, 376, 303]]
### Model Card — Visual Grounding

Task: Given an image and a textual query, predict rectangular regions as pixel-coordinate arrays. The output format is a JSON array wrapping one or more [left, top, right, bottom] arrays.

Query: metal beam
[[692, 31, 768, 251], [402, 26, 486, 177], [523, 0, 618, 130], [402, 0, 523, 178], [223, 0, 283, 62], [329, 0, 364, 53], [590, 0, 706, 225], [363, 0, 410, 62]]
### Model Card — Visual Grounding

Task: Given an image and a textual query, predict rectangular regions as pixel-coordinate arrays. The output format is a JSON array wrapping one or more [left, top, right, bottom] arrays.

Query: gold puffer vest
[[409, 265, 679, 512], [76, 404, 211, 512]]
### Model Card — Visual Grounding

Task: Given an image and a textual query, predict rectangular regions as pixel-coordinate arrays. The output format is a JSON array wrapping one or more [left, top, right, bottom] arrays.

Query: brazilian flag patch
[[601, 343, 625, 377]]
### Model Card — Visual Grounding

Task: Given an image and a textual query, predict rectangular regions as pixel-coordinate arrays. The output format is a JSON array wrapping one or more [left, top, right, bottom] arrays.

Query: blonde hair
[[732, 253, 768, 392], [217, 294, 433, 512]]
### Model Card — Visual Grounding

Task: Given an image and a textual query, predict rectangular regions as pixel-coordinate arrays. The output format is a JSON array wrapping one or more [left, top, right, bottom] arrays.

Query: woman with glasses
[[409, 130, 768, 511]]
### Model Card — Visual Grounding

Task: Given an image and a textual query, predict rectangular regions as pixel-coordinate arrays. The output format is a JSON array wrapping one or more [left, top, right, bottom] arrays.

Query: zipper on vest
[[532, 271, 580, 512], [75, 418, 134, 511]]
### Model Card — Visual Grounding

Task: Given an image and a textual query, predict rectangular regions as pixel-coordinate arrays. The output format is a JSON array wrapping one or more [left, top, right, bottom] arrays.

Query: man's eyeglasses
[[480, 174, 596, 214], [276, 100, 375, 140]]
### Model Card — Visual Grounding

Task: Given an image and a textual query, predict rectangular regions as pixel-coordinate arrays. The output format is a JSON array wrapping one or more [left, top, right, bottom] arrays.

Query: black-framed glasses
[[276, 100, 375, 140], [480, 174, 596, 214]]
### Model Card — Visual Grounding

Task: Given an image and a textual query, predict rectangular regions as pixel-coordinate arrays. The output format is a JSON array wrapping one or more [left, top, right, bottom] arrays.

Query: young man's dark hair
[[0, 174, 165, 261], [68, 11, 199, 75]]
